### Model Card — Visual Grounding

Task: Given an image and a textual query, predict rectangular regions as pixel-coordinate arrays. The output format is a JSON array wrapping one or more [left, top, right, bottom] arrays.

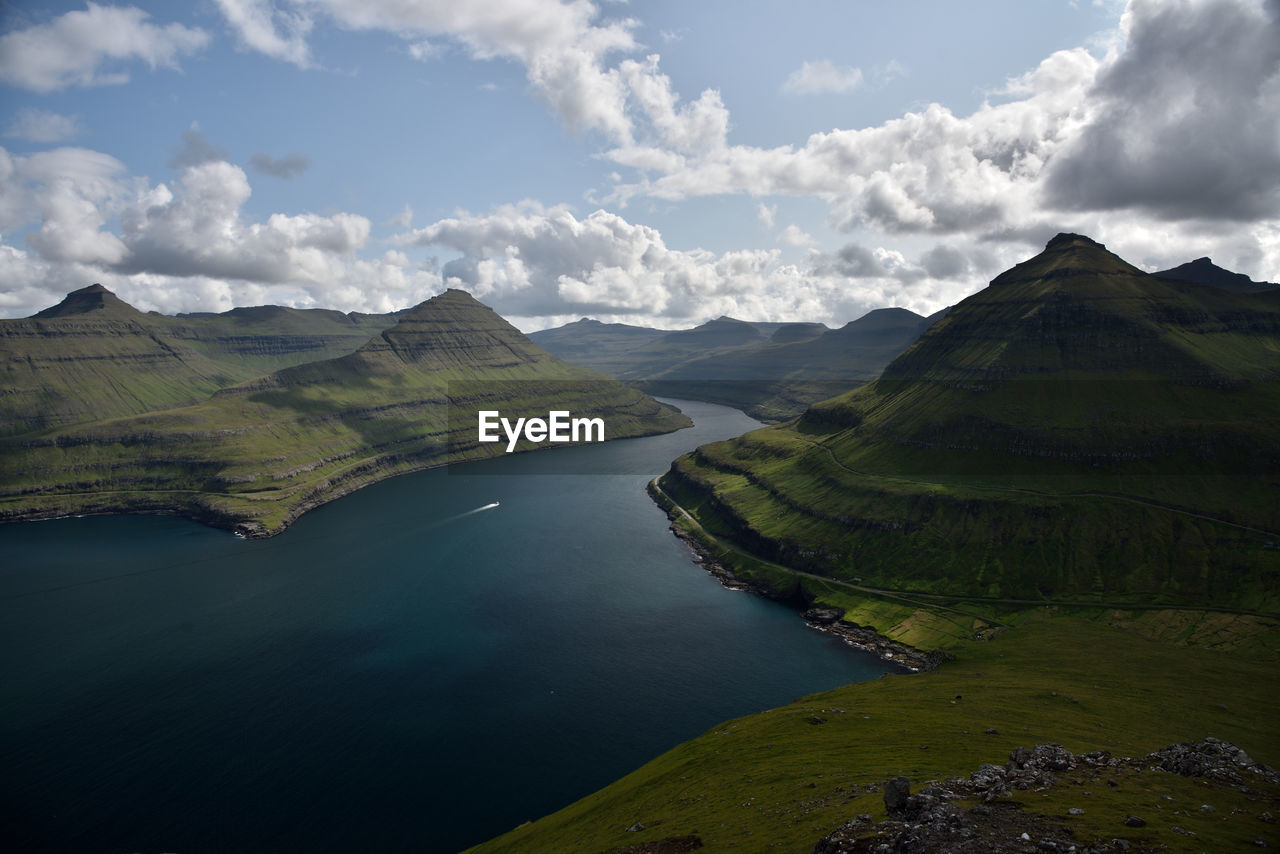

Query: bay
[[0, 399, 898, 853]]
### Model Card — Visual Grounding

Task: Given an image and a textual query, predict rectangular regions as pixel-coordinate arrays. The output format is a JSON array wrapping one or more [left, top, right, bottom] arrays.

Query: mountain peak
[[1044, 232, 1106, 252], [349, 287, 550, 370], [990, 232, 1141, 288], [1154, 257, 1278, 293], [32, 283, 140, 319]]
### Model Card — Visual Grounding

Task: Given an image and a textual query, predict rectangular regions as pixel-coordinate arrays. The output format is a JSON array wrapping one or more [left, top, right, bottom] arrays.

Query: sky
[[0, 0, 1277, 331]]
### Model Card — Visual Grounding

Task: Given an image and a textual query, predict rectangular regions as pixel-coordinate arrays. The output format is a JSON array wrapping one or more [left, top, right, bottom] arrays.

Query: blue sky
[[1, 0, 1277, 329]]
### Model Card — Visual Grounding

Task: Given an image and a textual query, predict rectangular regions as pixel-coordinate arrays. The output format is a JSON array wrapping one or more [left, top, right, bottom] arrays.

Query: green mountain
[[0, 289, 689, 536], [525, 318, 669, 375], [532, 309, 943, 422], [658, 234, 1280, 611], [0, 284, 396, 436], [632, 307, 938, 421], [1155, 257, 1279, 293]]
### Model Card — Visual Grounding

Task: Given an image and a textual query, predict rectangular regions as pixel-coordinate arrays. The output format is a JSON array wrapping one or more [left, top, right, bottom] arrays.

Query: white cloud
[[0, 3, 209, 92], [215, 0, 314, 67], [612, 45, 1101, 238], [778, 224, 815, 247], [756, 202, 776, 228], [216, 0, 640, 139], [0, 147, 132, 265], [393, 201, 967, 325], [605, 0, 1279, 284], [117, 161, 370, 283], [407, 39, 442, 61], [0, 145, 440, 317], [782, 59, 864, 95], [4, 109, 81, 143], [387, 204, 414, 229]]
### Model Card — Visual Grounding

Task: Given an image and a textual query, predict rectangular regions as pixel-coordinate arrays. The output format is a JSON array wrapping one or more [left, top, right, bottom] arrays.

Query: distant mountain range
[[531, 308, 948, 421], [659, 233, 1280, 611], [532, 254, 1274, 422], [0, 288, 688, 536]]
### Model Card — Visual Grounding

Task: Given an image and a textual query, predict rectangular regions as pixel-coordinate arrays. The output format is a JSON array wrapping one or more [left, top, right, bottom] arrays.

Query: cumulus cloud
[[1046, 0, 1280, 220], [392, 201, 969, 325], [117, 161, 370, 283], [778, 224, 815, 247], [0, 144, 439, 317], [782, 59, 864, 95], [0, 146, 132, 266], [250, 151, 312, 179], [4, 109, 81, 143], [0, 3, 209, 92], [599, 0, 1279, 288], [611, 45, 1101, 237]]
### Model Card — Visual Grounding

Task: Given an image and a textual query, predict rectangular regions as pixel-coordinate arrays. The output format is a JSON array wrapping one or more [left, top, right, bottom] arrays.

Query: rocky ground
[[814, 738, 1279, 853]]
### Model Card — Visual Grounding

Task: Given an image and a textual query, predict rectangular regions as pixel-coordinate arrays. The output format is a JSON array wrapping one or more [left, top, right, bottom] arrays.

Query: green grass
[[0, 291, 691, 536], [468, 615, 1280, 853]]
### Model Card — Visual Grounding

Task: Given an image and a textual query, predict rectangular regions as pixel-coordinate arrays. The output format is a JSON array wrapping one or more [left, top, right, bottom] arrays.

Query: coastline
[[646, 478, 945, 673], [0, 420, 692, 540]]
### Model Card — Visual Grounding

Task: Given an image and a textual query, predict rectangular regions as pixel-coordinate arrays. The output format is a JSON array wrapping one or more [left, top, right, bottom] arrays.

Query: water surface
[[0, 400, 898, 852]]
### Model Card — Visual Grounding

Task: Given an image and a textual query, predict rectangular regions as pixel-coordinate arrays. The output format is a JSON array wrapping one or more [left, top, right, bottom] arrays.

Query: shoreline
[[0, 420, 694, 540], [646, 478, 945, 673]]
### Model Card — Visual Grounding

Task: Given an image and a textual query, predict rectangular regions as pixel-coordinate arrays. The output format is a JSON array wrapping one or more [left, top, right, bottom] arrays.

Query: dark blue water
[[0, 400, 897, 853]]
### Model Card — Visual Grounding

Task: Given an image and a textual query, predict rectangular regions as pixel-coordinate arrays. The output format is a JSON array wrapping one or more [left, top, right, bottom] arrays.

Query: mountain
[[0, 289, 690, 536], [658, 233, 1280, 611], [532, 309, 944, 422], [526, 318, 667, 375], [1154, 257, 1279, 293], [609, 316, 771, 378], [0, 285, 397, 436], [2, 285, 252, 436], [630, 308, 937, 421], [31, 282, 138, 318]]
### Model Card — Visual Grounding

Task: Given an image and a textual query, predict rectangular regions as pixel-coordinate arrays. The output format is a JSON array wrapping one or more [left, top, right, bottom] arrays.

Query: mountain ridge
[[658, 233, 1280, 612], [0, 288, 690, 537]]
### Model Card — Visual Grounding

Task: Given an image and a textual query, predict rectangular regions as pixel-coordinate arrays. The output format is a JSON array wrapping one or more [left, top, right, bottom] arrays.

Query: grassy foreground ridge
[[469, 615, 1278, 853]]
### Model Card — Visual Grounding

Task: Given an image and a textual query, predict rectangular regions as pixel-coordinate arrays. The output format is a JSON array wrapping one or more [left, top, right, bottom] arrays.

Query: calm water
[[0, 400, 898, 853]]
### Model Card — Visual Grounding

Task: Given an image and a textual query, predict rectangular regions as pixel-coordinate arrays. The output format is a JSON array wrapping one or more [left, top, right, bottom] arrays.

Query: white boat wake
[[439, 501, 500, 524]]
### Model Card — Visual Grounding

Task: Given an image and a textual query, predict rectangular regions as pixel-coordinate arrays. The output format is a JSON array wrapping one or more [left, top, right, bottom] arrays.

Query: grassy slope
[[0, 285, 396, 435], [659, 235, 1280, 612], [470, 615, 1279, 853], [0, 290, 689, 536]]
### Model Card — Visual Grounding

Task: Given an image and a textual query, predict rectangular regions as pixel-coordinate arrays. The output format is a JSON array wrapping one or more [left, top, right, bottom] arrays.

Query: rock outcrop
[[814, 738, 1279, 853]]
